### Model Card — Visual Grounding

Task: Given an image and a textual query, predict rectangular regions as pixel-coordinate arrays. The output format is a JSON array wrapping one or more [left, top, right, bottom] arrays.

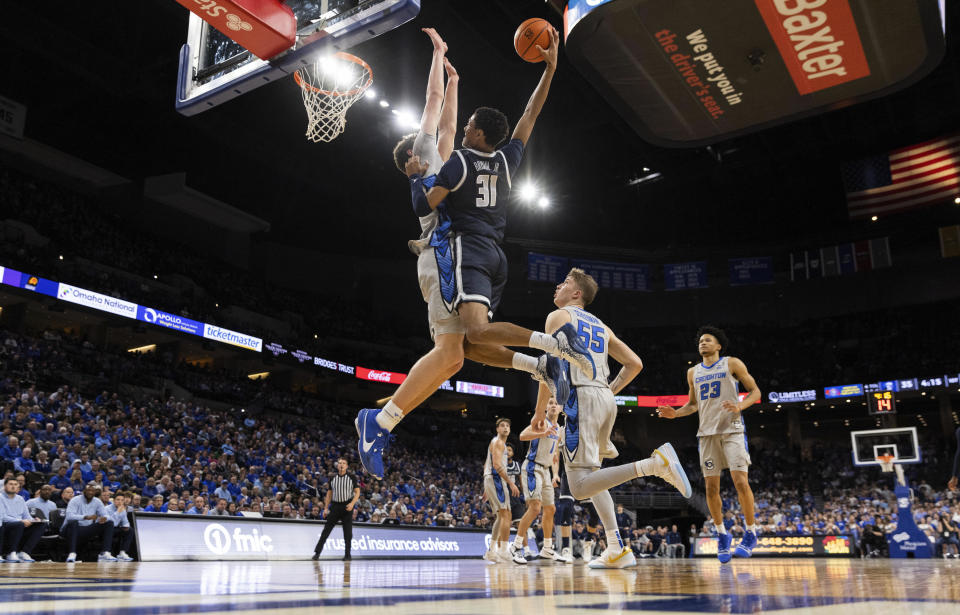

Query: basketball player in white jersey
[[534, 268, 693, 569], [656, 326, 761, 563], [512, 396, 563, 563], [483, 418, 522, 563]]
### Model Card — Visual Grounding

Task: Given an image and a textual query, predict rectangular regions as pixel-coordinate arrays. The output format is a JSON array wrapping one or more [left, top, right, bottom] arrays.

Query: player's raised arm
[[606, 331, 643, 395], [420, 28, 447, 137], [511, 27, 559, 146], [437, 58, 459, 162], [657, 368, 698, 419], [722, 357, 760, 413]]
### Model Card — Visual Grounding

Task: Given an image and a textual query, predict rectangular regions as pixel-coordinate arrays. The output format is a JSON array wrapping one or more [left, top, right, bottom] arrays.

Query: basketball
[[514, 18, 553, 63]]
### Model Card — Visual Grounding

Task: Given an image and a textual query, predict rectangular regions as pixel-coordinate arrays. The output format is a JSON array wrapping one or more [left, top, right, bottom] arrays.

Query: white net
[[294, 52, 372, 143]]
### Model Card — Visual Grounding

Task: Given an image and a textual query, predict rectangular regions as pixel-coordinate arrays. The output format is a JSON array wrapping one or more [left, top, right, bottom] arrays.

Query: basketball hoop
[[294, 52, 373, 143], [877, 454, 896, 473]]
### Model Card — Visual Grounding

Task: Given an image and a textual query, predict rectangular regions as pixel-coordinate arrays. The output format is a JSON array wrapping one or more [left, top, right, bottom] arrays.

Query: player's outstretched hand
[[949, 476, 958, 491], [526, 419, 557, 440], [536, 27, 560, 69], [721, 400, 740, 413], [656, 405, 676, 418], [405, 155, 429, 178], [444, 57, 458, 81], [422, 27, 447, 54]]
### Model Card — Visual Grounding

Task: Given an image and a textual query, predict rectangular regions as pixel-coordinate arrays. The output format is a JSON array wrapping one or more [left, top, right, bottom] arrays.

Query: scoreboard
[[867, 391, 897, 415]]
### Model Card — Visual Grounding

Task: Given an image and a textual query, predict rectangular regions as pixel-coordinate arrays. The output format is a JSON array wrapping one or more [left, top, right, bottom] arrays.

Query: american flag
[[842, 133, 960, 219]]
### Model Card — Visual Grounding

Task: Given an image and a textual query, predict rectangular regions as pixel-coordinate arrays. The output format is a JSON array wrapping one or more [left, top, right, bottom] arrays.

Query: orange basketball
[[514, 18, 553, 63]]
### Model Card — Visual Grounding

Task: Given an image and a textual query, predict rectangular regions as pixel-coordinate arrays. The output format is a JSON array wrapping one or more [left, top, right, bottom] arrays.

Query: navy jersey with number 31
[[434, 139, 524, 243]]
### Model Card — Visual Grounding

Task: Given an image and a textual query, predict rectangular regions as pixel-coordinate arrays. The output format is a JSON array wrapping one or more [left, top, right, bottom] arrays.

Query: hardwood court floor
[[2, 557, 959, 614]]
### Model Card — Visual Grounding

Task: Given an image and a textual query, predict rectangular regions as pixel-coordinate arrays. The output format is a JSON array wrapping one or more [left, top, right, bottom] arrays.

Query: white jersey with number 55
[[561, 305, 611, 388]]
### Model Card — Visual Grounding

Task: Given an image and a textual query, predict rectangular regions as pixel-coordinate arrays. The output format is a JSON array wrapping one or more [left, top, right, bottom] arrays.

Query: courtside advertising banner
[[694, 535, 854, 557], [134, 514, 490, 561]]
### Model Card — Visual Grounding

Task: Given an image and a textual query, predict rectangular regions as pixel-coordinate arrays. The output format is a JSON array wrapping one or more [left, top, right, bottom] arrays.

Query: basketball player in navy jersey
[[656, 326, 761, 563], [537, 268, 692, 568], [357, 27, 590, 481], [387, 29, 561, 423]]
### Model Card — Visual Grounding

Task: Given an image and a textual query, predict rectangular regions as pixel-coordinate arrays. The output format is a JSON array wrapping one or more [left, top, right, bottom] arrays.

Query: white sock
[[544, 538, 553, 549], [375, 401, 404, 431], [606, 530, 624, 550], [513, 535, 524, 548], [715, 522, 727, 535], [511, 353, 538, 375], [528, 331, 559, 353], [635, 457, 660, 477]]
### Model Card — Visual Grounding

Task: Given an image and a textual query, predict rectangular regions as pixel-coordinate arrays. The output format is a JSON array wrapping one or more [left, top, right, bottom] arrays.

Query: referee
[[312, 457, 360, 560]]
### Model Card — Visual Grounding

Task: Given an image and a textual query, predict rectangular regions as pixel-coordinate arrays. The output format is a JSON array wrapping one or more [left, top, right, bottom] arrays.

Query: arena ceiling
[[2, 1, 959, 259]]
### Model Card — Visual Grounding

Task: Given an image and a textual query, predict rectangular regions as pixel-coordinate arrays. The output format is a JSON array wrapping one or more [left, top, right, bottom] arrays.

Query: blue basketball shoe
[[717, 532, 732, 564], [552, 322, 596, 379], [355, 408, 390, 479], [533, 354, 569, 403], [733, 531, 757, 558]]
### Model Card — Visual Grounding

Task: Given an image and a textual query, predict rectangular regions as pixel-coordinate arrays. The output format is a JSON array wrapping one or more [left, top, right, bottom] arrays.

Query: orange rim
[[294, 52, 373, 97]]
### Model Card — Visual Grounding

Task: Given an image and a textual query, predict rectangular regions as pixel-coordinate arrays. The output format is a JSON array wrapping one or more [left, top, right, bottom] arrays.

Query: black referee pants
[[314, 503, 352, 556]]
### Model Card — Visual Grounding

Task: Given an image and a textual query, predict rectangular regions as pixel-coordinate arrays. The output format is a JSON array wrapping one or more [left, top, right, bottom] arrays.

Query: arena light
[[379, 99, 390, 108], [365, 88, 377, 101], [538, 196, 550, 209], [871, 216, 878, 221], [519, 183, 537, 201], [127, 344, 156, 354], [955, 196, 960, 204]]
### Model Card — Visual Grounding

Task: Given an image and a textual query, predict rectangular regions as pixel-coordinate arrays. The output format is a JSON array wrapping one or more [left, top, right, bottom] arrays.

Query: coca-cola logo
[[367, 371, 392, 382]]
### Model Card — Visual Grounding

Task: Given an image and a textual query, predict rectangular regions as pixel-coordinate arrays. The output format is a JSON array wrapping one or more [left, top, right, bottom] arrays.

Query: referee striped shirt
[[330, 473, 357, 503]]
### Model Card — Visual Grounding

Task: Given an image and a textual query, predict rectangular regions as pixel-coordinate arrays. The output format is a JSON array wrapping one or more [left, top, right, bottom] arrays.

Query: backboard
[[176, 0, 420, 116], [850, 427, 921, 467]]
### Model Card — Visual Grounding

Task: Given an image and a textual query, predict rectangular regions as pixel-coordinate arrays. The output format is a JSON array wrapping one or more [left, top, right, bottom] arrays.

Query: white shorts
[[484, 474, 511, 512], [520, 460, 555, 507], [417, 245, 465, 340], [561, 386, 619, 469], [698, 433, 751, 477]]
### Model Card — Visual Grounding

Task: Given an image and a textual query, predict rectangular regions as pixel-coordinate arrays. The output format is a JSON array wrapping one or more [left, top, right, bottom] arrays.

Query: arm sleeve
[[410, 175, 433, 217], [499, 139, 525, 174], [434, 154, 467, 192]]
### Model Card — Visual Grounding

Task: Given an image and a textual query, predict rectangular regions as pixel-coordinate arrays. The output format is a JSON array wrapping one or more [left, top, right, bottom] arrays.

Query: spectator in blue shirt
[[0, 436, 21, 461], [14, 447, 36, 473], [143, 495, 166, 513], [62, 484, 117, 562], [0, 477, 45, 562], [214, 480, 233, 503]]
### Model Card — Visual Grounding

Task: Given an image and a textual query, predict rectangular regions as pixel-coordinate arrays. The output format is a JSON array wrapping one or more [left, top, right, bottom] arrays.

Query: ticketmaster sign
[[134, 513, 489, 561]]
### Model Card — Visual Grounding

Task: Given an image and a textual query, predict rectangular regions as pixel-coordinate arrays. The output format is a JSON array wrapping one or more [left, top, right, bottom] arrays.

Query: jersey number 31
[[476, 175, 498, 208]]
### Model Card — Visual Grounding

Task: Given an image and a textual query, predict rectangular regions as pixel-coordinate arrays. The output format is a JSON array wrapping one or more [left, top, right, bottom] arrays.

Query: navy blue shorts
[[453, 233, 507, 315]]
